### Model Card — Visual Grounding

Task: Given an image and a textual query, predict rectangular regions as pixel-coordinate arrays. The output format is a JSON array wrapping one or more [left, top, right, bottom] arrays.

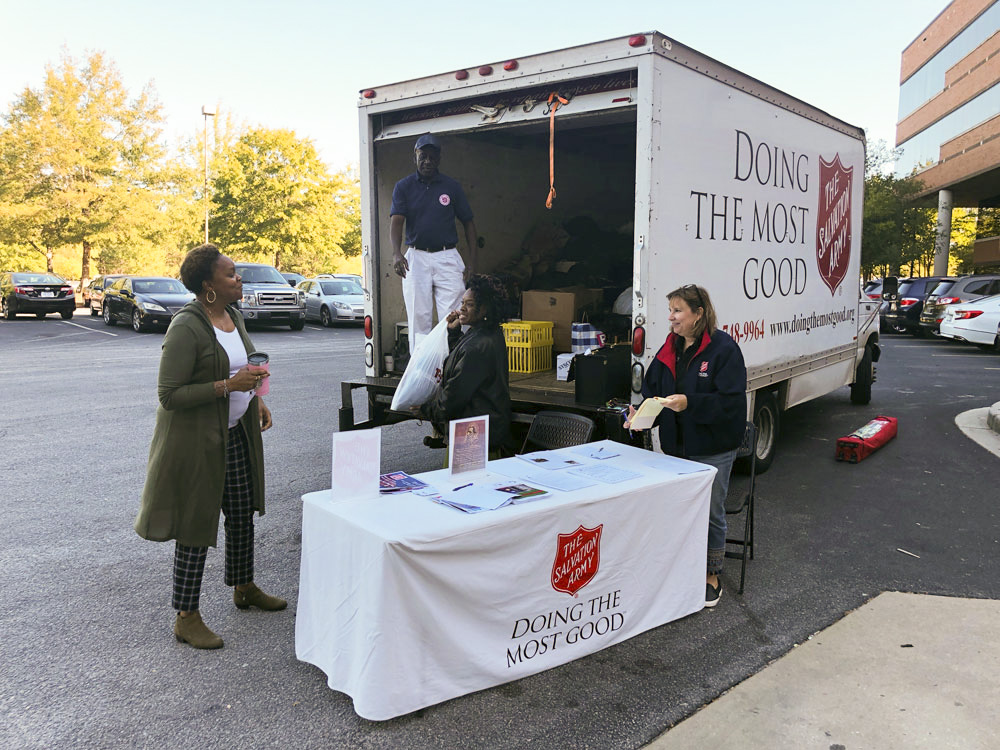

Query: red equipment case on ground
[[835, 416, 898, 463]]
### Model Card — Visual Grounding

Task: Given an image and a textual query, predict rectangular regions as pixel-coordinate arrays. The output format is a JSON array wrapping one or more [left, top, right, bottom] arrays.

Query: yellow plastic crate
[[502, 321, 554, 373]]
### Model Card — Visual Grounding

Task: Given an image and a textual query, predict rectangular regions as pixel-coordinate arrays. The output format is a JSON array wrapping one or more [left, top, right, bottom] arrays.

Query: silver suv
[[233, 262, 306, 330], [919, 274, 1000, 334]]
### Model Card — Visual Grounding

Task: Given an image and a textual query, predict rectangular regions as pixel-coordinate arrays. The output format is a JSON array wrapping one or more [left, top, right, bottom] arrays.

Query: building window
[[895, 82, 1000, 177], [898, 0, 1000, 120]]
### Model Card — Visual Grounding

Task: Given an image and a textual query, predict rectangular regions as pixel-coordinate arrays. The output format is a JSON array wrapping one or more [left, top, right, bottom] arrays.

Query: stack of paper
[[514, 451, 586, 470], [430, 481, 550, 513], [379, 472, 429, 493]]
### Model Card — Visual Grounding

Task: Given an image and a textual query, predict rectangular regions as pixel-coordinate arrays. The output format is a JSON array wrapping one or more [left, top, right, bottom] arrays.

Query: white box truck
[[339, 31, 881, 471]]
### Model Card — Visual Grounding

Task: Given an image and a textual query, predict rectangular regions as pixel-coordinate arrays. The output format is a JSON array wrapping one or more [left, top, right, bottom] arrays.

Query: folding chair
[[724, 421, 757, 595], [521, 411, 596, 453]]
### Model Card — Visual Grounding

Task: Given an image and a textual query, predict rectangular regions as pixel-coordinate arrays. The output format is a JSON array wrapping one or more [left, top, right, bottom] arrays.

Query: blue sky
[[1, 0, 949, 170]]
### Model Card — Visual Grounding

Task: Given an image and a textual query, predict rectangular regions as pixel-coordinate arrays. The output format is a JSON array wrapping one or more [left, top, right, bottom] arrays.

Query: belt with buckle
[[411, 245, 451, 253]]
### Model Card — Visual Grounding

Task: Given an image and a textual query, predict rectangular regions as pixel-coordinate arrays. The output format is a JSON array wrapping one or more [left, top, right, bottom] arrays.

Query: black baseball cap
[[414, 134, 441, 151]]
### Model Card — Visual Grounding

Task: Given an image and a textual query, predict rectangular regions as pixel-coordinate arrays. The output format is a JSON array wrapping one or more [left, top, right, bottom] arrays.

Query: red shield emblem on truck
[[551, 524, 603, 596], [815, 155, 853, 295]]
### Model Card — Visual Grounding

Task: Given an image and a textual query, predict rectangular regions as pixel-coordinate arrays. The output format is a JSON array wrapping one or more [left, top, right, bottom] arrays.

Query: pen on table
[[452, 483, 473, 492]]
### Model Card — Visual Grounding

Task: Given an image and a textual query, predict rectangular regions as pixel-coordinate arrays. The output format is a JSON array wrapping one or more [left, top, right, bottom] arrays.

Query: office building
[[896, 0, 1000, 270]]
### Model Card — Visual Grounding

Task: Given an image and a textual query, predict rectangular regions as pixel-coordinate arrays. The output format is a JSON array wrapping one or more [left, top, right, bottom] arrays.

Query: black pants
[[172, 424, 255, 611]]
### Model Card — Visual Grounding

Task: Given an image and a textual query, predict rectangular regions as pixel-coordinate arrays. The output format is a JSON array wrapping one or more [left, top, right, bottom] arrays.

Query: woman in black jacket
[[627, 284, 746, 608], [418, 274, 514, 458]]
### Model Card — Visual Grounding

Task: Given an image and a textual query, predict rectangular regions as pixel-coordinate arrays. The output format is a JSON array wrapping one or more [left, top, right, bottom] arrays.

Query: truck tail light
[[953, 310, 983, 320], [899, 297, 919, 308], [628, 35, 647, 47], [478, 66, 493, 76], [455, 70, 469, 80], [631, 362, 644, 393], [632, 326, 645, 356], [361, 89, 376, 99], [364, 315, 373, 338], [503, 60, 518, 71]]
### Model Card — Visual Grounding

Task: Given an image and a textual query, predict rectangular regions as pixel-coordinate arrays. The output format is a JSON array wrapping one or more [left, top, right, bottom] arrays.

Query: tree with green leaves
[[861, 139, 936, 279], [0, 51, 167, 279], [210, 129, 359, 274]]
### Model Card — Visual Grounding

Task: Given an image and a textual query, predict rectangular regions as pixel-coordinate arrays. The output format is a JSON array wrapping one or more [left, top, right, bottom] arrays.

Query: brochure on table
[[332, 427, 380, 501], [448, 414, 489, 476]]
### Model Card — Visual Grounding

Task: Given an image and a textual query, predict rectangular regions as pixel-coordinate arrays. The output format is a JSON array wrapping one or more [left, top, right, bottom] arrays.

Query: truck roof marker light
[[628, 35, 647, 48], [612, 96, 632, 103], [503, 60, 518, 71], [364, 315, 373, 338], [455, 70, 469, 80], [632, 326, 645, 356], [361, 89, 376, 99], [478, 66, 493, 76]]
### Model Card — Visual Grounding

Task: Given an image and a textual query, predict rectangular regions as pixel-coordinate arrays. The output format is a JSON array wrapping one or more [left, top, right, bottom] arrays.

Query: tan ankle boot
[[233, 582, 287, 611], [174, 611, 224, 649]]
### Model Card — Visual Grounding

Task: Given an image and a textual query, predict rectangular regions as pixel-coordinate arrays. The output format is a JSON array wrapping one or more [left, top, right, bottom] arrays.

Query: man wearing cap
[[390, 134, 478, 347]]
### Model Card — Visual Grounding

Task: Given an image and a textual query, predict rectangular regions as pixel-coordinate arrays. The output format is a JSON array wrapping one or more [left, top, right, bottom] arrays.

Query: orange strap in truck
[[545, 92, 569, 209]]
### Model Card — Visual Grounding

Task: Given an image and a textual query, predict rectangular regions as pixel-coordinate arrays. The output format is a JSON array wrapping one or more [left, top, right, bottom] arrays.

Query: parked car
[[83, 274, 129, 315], [331, 273, 364, 286], [919, 275, 1000, 334], [281, 272, 306, 286], [233, 261, 306, 330], [102, 276, 194, 332], [297, 277, 365, 326], [882, 276, 946, 335], [1, 272, 76, 320], [939, 294, 1000, 351]]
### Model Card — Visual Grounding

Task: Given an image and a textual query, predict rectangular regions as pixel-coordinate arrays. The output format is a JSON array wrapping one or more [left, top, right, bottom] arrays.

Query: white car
[[939, 293, 1000, 351]]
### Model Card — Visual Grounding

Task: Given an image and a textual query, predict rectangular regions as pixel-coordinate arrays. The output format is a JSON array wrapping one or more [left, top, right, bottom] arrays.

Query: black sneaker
[[705, 580, 722, 608]]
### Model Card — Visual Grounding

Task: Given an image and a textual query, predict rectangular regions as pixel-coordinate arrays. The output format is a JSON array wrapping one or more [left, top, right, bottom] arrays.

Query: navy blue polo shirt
[[390, 171, 474, 248]]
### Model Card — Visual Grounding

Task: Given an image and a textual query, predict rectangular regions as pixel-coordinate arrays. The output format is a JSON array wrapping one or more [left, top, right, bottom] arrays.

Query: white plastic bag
[[390, 318, 452, 411]]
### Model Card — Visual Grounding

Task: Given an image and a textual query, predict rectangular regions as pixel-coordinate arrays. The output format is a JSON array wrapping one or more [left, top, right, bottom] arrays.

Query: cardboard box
[[522, 287, 603, 352], [556, 353, 575, 381]]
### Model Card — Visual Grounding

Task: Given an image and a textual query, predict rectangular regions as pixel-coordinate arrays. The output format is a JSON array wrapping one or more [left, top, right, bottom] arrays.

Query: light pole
[[201, 106, 216, 244]]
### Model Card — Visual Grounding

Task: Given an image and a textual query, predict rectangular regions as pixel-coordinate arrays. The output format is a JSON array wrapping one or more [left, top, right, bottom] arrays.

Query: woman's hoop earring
[[206, 289, 217, 304]]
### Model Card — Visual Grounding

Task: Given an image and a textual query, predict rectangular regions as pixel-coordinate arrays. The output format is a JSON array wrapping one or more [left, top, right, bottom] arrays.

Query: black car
[[1, 272, 77, 320], [102, 276, 194, 332], [84, 274, 128, 316], [919, 274, 1000, 334], [883, 276, 946, 336]]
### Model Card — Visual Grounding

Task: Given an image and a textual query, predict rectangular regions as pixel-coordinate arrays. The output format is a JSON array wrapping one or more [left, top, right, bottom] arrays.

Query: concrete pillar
[[933, 189, 953, 276]]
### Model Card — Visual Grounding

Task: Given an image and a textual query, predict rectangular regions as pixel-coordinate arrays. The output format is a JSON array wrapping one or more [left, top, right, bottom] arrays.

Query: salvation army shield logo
[[551, 524, 603, 596], [815, 155, 853, 295]]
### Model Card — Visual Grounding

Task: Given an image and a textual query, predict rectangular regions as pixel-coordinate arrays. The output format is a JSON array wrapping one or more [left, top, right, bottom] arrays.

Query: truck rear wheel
[[739, 389, 778, 475], [850, 346, 874, 405]]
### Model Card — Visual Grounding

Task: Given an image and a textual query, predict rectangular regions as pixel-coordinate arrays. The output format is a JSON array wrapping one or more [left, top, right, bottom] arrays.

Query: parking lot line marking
[[61, 320, 118, 336]]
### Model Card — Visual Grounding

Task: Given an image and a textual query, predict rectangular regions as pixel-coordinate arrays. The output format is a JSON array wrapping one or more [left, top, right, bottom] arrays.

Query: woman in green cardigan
[[135, 244, 286, 650]]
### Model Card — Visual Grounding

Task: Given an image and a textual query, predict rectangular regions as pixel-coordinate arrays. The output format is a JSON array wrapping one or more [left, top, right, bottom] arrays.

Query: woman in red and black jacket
[[627, 284, 746, 608]]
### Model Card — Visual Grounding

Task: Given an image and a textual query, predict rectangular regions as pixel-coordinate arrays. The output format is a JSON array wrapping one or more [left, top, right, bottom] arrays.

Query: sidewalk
[[646, 403, 1000, 750]]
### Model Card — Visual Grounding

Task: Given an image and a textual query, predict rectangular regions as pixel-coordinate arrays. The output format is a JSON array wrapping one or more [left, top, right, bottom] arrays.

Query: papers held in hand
[[628, 397, 670, 431]]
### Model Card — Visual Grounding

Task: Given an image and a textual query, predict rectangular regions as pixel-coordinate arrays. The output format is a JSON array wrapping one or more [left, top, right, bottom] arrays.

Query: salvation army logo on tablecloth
[[815, 154, 853, 296], [439, 194, 451, 206], [551, 524, 603, 596]]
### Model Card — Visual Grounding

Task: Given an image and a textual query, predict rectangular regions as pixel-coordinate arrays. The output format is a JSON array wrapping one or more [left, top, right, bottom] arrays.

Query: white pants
[[402, 247, 466, 350]]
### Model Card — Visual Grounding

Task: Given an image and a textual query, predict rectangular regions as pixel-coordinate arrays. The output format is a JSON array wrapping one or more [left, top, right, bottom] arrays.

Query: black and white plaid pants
[[172, 423, 255, 611]]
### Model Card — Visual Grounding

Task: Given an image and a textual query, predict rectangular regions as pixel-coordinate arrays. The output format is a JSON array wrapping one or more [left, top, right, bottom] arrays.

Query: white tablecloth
[[295, 441, 715, 720]]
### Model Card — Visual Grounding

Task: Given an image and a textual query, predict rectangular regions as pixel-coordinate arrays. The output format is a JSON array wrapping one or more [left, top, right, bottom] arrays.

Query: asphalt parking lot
[[1, 313, 998, 749]]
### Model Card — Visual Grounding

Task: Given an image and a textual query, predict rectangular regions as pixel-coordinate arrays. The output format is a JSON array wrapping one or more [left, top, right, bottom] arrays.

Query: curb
[[989, 401, 1000, 435], [955, 403, 1000, 459]]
